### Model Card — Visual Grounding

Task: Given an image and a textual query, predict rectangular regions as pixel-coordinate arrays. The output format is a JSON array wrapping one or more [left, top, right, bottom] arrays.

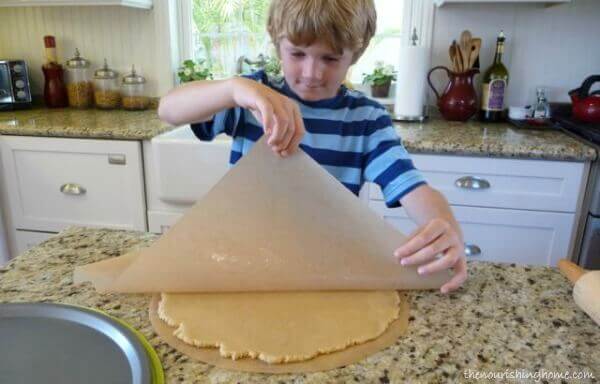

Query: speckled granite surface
[[0, 106, 596, 161], [395, 119, 597, 161], [0, 226, 597, 383], [0, 107, 171, 140]]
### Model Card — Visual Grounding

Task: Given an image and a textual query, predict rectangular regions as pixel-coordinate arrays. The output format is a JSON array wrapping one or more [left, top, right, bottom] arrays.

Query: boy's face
[[279, 38, 354, 101]]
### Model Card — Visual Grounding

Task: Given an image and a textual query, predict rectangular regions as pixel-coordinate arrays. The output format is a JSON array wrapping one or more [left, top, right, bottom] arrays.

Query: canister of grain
[[121, 65, 149, 111], [65, 48, 93, 108], [94, 59, 120, 109]]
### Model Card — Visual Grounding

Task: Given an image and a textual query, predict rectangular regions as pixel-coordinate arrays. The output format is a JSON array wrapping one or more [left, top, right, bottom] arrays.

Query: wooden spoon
[[459, 30, 472, 69], [449, 43, 458, 72], [468, 38, 481, 70], [454, 41, 464, 73]]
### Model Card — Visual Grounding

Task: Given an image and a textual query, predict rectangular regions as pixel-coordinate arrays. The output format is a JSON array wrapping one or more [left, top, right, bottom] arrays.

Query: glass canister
[[94, 59, 120, 109], [121, 65, 149, 110], [65, 48, 93, 108]]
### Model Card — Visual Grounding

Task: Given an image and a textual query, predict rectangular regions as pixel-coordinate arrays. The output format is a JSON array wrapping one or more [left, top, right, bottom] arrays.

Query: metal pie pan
[[0, 302, 152, 384]]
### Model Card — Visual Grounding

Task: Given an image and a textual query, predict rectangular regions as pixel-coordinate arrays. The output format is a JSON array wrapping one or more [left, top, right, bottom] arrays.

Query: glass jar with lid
[[94, 59, 120, 109], [65, 48, 93, 108], [121, 65, 149, 111]]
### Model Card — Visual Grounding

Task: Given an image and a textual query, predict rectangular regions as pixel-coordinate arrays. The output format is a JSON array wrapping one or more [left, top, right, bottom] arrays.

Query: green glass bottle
[[479, 31, 509, 122]]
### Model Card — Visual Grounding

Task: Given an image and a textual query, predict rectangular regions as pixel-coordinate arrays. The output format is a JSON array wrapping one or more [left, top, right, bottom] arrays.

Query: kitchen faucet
[[236, 53, 268, 74]]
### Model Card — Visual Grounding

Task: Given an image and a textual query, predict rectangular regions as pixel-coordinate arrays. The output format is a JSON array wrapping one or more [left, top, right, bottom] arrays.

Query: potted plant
[[362, 61, 396, 98], [263, 55, 282, 78], [177, 59, 213, 83]]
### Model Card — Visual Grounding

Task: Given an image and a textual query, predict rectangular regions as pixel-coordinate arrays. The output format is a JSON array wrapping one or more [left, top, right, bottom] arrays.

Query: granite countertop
[[0, 107, 171, 140], [0, 226, 598, 383], [395, 118, 597, 161], [0, 106, 596, 161]]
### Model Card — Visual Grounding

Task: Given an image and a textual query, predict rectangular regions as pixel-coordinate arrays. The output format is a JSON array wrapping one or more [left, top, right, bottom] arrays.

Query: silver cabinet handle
[[60, 183, 86, 196], [455, 176, 490, 190], [464, 244, 481, 257], [108, 154, 126, 165]]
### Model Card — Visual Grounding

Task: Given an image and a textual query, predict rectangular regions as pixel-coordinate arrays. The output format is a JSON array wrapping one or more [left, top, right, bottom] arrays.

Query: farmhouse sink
[[150, 125, 231, 205]]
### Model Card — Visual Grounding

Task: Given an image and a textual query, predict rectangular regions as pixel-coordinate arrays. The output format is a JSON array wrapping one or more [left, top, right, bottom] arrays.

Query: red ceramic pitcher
[[427, 66, 479, 121]]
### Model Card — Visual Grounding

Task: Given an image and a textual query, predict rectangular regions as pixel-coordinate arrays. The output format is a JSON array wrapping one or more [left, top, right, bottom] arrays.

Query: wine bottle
[[479, 31, 509, 122]]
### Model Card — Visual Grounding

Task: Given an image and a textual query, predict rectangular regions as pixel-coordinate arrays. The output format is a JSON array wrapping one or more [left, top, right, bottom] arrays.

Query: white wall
[[0, 4, 176, 97], [1, 1, 598, 104], [428, 0, 600, 107]]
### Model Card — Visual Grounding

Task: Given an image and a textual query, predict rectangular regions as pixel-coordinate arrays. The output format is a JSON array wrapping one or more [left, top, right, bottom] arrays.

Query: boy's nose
[[302, 59, 323, 80]]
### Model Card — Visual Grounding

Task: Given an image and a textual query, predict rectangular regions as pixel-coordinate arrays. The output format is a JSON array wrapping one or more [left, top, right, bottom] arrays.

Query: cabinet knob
[[455, 176, 490, 190], [464, 243, 481, 257], [60, 183, 86, 196]]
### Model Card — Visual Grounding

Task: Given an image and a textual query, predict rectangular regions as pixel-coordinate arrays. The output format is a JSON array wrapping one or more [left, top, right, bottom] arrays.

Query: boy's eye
[[291, 51, 305, 57], [324, 56, 340, 62]]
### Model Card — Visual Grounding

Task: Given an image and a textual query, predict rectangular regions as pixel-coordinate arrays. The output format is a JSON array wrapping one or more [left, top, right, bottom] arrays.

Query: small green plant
[[362, 61, 396, 86], [263, 55, 282, 78], [177, 59, 213, 83]]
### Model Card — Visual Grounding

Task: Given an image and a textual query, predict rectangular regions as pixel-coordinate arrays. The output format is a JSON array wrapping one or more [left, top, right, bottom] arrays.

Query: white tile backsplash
[[0, 5, 159, 96]]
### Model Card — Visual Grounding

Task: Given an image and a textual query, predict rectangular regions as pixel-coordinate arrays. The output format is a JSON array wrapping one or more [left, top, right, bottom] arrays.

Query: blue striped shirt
[[191, 71, 426, 208]]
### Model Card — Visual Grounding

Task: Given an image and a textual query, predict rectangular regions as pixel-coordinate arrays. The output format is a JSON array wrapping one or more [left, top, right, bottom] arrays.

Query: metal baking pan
[[0, 302, 152, 384]]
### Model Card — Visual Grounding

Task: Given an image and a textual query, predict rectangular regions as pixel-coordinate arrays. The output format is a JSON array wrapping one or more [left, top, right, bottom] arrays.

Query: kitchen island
[[0, 226, 597, 383]]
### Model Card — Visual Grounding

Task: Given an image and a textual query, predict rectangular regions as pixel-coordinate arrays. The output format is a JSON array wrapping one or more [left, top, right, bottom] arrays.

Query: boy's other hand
[[232, 77, 305, 157], [393, 218, 467, 294]]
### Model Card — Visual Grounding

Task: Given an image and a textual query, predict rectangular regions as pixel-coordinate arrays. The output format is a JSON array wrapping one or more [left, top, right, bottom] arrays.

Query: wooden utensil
[[459, 30, 472, 71], [453, 40, 464, 73], [558, 259, 600, 327], [449, 42, 458, 72], [467, 38, 481, 70]]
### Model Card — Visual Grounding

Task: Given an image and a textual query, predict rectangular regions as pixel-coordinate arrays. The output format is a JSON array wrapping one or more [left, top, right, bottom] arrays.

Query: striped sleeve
[[363, 113, 427, 208], [190, 71, 267, 141], [190, 107, 242, 141]]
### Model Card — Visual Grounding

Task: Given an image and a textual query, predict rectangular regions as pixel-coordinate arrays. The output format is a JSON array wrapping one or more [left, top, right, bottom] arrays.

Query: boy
[[158, 0, 467, 294]]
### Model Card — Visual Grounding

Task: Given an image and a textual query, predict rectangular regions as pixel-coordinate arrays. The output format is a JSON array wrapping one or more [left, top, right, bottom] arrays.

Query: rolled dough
[[157, 290, 401, 364]]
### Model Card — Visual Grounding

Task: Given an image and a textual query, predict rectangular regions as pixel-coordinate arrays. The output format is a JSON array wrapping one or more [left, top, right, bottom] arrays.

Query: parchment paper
[[74, 136, 451, 293]]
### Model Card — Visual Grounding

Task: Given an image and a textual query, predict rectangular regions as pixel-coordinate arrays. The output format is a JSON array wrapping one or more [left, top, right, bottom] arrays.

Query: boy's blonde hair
[[267, 0, 376, 63]]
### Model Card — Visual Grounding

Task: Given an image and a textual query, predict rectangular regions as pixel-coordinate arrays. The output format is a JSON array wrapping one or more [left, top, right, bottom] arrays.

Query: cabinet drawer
[[368, 154, 586, 213], [1, 136, 146, 232], [369, 201, 575, 267]]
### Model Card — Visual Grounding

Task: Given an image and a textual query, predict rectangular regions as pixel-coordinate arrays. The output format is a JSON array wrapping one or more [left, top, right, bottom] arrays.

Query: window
[[178, 0, 433, 83]]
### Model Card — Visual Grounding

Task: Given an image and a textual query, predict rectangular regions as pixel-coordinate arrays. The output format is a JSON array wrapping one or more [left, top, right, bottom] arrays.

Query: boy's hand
[[232, 77, 305, 157], [394, 218, 467, 294]]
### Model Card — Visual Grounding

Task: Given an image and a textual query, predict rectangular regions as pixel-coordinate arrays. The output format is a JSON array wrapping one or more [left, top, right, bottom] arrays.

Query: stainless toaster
[[0, 60, 32, 111]]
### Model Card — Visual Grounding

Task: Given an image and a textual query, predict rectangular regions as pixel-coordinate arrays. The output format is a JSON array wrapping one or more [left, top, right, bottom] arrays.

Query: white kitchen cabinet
[[0, 135, 147, 257], [369, 154, 585, 213], [365, 153, 587, 267], [0, 0, 152, 9], [369, 201, 575, 266]]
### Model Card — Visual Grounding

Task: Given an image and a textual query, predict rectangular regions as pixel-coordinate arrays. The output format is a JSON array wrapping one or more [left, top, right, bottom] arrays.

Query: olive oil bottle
[[479, 31, 509, 122]]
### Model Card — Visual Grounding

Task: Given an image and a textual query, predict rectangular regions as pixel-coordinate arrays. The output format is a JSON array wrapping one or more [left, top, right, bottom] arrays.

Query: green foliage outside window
[[192, 0, 272, 77]]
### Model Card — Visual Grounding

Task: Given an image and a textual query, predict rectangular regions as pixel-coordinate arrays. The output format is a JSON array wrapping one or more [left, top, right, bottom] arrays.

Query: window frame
[[174, 0, 435, 85]]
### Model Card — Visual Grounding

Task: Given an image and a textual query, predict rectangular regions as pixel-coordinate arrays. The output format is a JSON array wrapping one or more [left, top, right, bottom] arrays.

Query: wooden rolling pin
[[557, 259, 600, 327]]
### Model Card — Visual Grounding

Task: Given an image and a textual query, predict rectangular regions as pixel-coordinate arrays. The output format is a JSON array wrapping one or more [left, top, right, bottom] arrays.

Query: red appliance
[[569, 75, 600, 123]]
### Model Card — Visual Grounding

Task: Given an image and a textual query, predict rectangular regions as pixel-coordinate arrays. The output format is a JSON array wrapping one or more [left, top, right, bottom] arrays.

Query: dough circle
[[157, 290, 400, 364]]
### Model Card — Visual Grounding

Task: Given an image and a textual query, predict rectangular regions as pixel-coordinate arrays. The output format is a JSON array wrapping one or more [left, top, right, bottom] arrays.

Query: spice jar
[[121, 65, 149, 111], [93, 59, 120, 109], [65, 48, 93, 108]]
